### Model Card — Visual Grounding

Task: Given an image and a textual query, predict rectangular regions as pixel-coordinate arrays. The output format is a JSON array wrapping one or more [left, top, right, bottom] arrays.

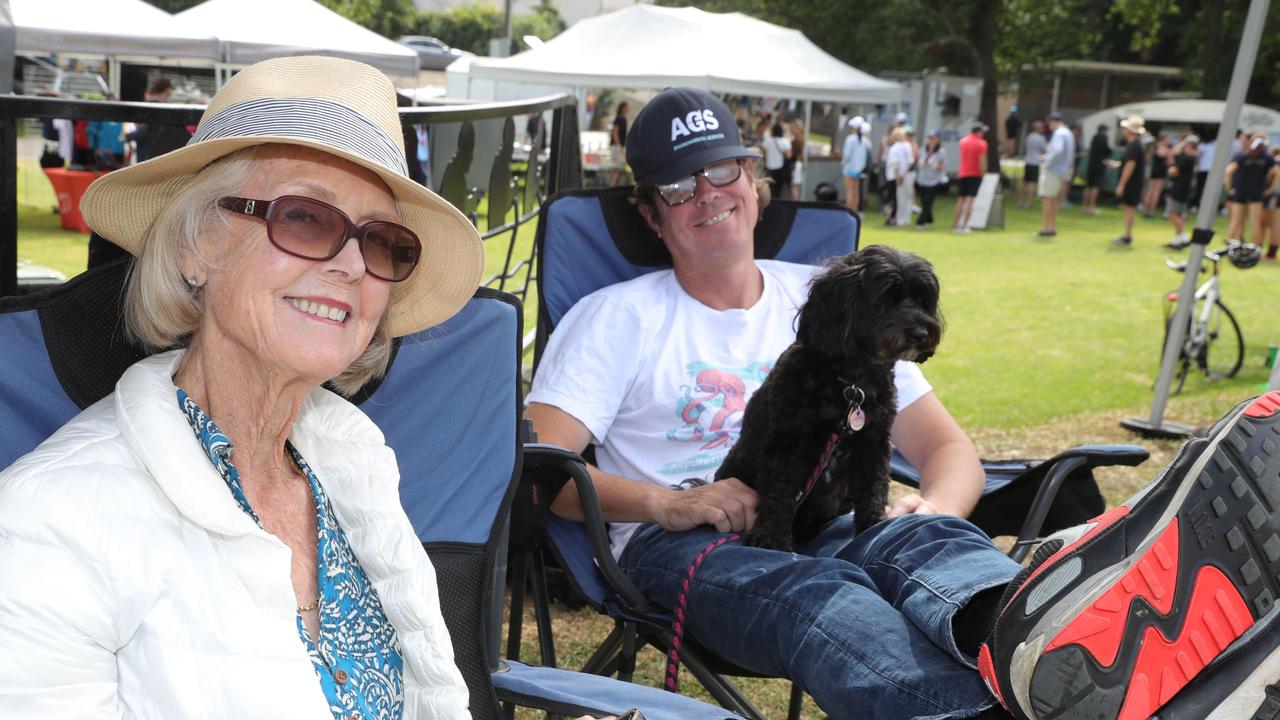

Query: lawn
[[18, 163, 1280, 718]]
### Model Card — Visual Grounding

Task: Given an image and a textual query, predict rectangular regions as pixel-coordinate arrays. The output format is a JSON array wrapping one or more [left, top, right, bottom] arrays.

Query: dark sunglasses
[[654, 159, 744, 206], [217, 195, 421, 282]]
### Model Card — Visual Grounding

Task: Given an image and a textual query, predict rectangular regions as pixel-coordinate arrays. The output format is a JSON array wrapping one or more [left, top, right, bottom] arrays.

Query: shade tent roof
[[11, 0, 217, 59], [1077, 99, 1280, 132], [173, 0, 417, 78], [467, 5, 900, 104]]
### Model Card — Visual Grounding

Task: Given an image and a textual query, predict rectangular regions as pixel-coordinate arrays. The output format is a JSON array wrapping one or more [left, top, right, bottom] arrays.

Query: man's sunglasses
[[654, 159, 744, 206], [217, 195, 421, 282]]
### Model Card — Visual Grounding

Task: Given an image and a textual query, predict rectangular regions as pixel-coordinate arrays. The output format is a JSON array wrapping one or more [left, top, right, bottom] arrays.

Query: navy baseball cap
[[626, 87, 758, 185]]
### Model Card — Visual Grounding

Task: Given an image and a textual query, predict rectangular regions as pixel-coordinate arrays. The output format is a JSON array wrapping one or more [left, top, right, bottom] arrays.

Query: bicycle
[[1161, 243, 1259, 393]]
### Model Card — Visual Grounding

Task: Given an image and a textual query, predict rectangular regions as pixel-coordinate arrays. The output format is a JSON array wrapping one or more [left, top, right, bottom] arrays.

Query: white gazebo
[[174, 0, 419, 81], [466, 4, 900, 104]]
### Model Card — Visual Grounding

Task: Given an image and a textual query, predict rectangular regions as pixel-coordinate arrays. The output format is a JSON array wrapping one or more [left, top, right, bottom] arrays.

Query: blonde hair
[[123, 145, 393, 396]]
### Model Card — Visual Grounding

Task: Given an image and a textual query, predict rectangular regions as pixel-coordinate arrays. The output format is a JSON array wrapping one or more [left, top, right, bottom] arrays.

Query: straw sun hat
[[81, 55, 483, 338], [1119, 114, 1146, 135]]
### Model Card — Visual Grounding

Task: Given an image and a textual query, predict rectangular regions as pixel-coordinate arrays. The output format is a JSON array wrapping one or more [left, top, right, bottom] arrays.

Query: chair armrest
[[521, 443, 658, 613], [1038, 443, 1150, 469], [1011, 444, 1150, 562]]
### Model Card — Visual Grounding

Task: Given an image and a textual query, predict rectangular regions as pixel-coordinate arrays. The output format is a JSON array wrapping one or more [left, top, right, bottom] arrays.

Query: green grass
[[865, 194, 1277, 433]]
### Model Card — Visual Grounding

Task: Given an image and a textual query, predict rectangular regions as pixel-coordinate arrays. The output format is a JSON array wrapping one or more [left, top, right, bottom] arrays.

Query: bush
[[408, 1, 566, 56]]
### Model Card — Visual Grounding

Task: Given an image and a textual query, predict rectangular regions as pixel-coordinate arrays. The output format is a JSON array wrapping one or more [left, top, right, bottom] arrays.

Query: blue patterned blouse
[[177, 389, 405, 720]]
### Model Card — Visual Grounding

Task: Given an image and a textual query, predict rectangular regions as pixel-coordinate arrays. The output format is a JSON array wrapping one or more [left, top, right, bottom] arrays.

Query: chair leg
[[506, 552, 528, 664], [786, 682, 804, 720], [581, 623, 628, 675], [530, 550, 558, 667], [678, 648, 768, 720], [617, 622, 638, 682]]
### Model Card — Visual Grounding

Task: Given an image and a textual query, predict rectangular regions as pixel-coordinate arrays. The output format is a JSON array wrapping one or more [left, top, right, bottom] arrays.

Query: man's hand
[[885, 493, 941, 518], [653, 478, 758, 533]]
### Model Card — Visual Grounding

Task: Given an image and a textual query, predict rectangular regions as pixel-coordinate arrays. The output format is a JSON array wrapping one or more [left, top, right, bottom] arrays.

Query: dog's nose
[[908, 327, 930, 344]]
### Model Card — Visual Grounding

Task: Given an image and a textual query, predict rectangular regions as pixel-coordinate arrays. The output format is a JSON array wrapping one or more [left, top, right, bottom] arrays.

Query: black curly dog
[[715, 245, 944, 550]]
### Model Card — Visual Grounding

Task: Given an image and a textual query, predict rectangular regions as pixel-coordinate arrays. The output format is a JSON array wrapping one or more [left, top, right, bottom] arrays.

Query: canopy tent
[[466, 4, 900, 104], [174, 0, 417, 79], [10, 0, 217, 59], [1077, 99, 1280, 143]]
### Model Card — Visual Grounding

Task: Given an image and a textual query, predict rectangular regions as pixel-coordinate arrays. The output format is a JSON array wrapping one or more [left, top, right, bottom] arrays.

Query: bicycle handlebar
[[1164, 247, 1225, 273]]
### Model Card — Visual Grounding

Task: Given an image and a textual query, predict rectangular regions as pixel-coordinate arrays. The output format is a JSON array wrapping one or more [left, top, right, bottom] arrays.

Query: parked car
[[397, 36, 473, 71]]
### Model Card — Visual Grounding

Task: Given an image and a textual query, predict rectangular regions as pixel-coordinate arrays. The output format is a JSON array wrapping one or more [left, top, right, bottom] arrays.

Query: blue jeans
[[618, 514, 1022, 720]]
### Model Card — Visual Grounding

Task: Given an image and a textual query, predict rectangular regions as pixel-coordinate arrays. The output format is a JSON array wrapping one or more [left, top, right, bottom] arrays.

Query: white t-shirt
[[762, 135, 788, 171], [886, 140, 913, 181], [528, 259, 933, 555]]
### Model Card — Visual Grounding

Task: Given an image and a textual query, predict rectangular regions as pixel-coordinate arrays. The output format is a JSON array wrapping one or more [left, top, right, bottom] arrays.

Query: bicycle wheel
[[1200, 299, 1244, 379]]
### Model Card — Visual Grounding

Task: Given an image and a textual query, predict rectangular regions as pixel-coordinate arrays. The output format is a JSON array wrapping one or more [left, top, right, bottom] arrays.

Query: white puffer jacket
[[0, 351, 471, 719]]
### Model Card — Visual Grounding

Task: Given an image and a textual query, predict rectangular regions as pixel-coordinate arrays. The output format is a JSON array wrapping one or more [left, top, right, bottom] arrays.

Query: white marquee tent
[[466, 4, 900, 104], [174, 0, 418, 79], [10, 0, 216, 59]]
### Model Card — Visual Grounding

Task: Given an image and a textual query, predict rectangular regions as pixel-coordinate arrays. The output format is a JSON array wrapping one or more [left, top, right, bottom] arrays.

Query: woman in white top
[[914, 131, 947, 228], [887, 126, 916, 227], [762, 122, 792, 199]]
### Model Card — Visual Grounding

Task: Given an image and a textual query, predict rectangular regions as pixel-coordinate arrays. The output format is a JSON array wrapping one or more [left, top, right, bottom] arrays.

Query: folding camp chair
[[509, 187, 1151, 719], [0, 255, 742, 720]]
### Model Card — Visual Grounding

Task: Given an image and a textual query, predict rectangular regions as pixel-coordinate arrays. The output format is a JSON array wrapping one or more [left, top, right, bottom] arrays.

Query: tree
[[314, 0, 418, 40]]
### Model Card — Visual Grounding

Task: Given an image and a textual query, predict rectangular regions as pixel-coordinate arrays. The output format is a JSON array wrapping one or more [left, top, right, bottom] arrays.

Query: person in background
[[89, 110, 126, 171], [953, 122, 988, 234], [1144, 134, 1171, 218], [1037, 112, 1074, 237], [878, 111, 910, 219], [891, 125, 916, 227], [915, 130, 946, 228], [126, 76, 175, 164], [1018, 120, 1046, 209], [1059, 123, 1083, 208], [788, 118, 806, 201], [1004, 105, 1021, 158], [609, 101, 629, 186], [1193, 130, 1217, 211], [1224, 131, 1277, 244], [1165, 135, 1199, 250], [1082, 124, 1110, 215], [1265, 145, 1280, 260], [1111, 115, 1147, 246], [762, 122, 792, 200], [840, 117, 871, 212]]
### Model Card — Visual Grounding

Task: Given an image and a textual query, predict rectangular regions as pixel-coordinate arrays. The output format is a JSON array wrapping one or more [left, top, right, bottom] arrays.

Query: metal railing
[[0, 93, 581, 309]]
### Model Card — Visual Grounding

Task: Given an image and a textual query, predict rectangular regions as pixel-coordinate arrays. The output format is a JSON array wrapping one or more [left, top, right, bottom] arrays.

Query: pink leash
[[663, 433, 841, 692]]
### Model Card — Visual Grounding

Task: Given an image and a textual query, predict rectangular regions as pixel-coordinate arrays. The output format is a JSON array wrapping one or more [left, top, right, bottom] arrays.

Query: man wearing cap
[[1037, 112, 1075, 237], [1111, 115, 1147, 246], [525, 86, 1025, 719], [953, 122, 988, 234]]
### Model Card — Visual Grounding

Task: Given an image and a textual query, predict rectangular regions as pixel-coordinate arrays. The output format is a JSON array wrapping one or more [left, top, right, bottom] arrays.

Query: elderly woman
[[0, 56, 588, 720]]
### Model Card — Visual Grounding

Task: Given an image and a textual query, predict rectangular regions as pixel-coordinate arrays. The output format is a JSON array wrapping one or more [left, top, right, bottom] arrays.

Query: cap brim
[[643, 144, 761, 185], [81, 136, 483, 338]]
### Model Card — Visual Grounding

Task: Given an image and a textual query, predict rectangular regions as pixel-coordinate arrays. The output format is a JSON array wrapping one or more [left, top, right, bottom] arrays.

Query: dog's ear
[[796, 253, 865, 358]]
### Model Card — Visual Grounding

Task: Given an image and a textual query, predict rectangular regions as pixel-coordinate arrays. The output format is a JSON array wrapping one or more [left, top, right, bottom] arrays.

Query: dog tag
[[847, 406, 865, 432]]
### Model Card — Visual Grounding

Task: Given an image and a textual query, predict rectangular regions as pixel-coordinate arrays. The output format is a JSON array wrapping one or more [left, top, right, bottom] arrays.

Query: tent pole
[[1122, 0, 1270, 439], [802, 99, 812, 201]]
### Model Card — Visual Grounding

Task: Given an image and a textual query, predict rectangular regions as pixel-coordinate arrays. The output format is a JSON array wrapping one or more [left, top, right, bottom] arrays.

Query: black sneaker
[[980, 392, 1280, 720], [1112, 236, 1133, 246]]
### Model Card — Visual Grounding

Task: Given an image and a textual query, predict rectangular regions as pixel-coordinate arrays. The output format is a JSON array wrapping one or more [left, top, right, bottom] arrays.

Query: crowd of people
[[1016, 111, 1279, 254], [40, 77, 185, 173], [833, 104, 1280, 257]]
